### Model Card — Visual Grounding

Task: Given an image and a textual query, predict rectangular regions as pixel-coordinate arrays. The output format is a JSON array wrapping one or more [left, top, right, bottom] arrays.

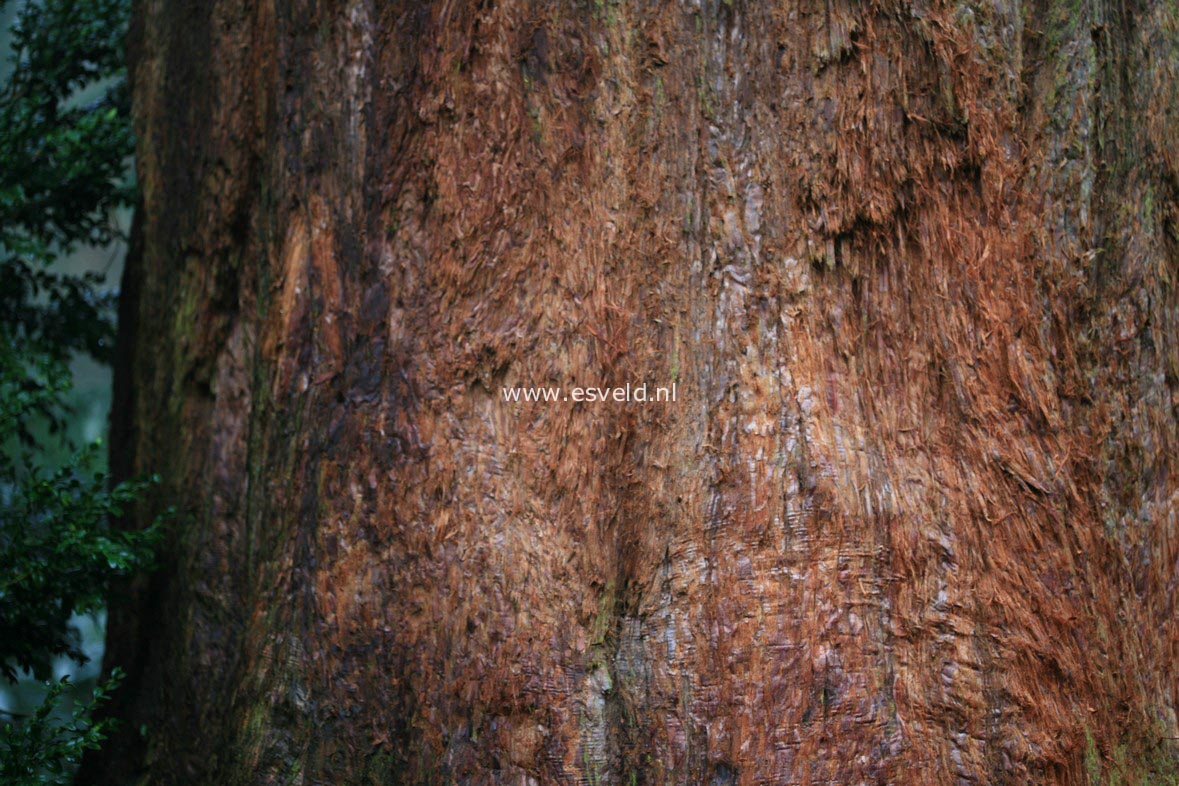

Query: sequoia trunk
[[88, 1, 1179, 784]]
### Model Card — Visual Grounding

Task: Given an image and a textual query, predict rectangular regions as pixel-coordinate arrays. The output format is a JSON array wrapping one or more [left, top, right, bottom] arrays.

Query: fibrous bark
[[89, 1, 1179, 784]]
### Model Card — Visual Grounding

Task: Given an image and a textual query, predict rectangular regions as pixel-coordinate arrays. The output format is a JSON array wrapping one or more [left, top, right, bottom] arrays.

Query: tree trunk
[[87, 1, 1179, 784]]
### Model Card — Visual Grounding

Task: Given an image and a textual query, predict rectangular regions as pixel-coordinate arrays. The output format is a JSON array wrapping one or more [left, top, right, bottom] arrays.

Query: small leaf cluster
[[1, 333, 161, 682], [0, 670, 124, 786]]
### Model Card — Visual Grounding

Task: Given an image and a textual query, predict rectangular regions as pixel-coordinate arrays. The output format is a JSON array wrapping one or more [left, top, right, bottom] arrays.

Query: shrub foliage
[[0, 0, 160, 781]]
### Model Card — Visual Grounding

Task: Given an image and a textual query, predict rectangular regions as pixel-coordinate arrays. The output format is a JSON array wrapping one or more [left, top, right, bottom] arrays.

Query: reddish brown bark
[[88, 1, 1179, 784]]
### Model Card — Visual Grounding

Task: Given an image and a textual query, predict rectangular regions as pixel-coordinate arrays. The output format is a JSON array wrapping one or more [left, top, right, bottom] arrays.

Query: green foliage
[[0, 670, 123, 786], [0, 332, 160, 683], [1, 0, 133, 250], [0, 0, 133, 364], [0, 0, 160, 780]]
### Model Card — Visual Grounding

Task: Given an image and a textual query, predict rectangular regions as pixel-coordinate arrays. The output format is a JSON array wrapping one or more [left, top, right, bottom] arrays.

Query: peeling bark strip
[[88, 0, 1179, 784]]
